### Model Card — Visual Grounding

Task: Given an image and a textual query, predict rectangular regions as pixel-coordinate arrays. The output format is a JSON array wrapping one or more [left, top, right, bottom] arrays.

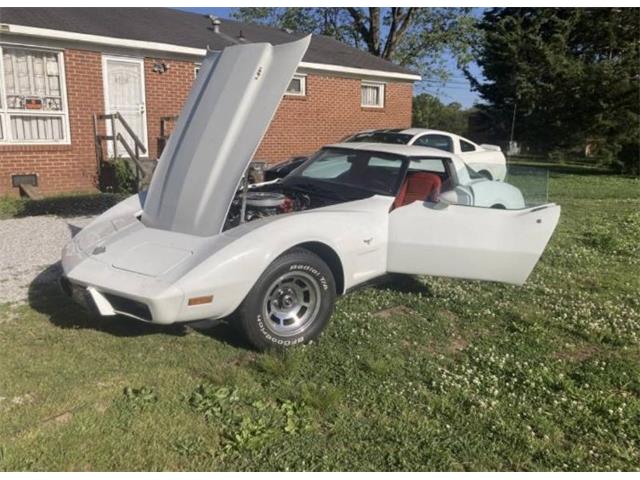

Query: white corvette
[[60, 37, 560, 350], [345, 128, 508, 181]]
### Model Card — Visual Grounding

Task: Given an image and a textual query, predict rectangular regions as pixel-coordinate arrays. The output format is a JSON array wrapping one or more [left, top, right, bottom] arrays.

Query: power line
[[422, 85, 470, 91], [423, 83, 470, 88], [422, 75, 469, 81], [422, 80, 470, 87], [422, 75, 468, 81]]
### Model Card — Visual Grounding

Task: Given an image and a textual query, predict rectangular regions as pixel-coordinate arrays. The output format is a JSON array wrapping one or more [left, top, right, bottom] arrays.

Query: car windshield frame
[[284, 147, 409, 198]]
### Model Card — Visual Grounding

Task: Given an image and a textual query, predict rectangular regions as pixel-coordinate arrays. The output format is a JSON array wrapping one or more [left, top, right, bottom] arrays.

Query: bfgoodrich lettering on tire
[[237, 248, 336, 350]]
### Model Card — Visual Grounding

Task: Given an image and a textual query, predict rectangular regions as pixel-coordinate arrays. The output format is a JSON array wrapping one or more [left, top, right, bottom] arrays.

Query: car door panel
[[387, 202, 560, 285]]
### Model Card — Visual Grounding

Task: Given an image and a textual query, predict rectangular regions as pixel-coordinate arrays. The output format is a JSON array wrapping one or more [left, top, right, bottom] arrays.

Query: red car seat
[[392, 172, 442, 209]]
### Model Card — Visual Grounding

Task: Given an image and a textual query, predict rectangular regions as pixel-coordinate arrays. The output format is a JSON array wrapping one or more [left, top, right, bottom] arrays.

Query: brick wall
[[143, 57, 193, 160], [0, 46, 413, 197], [256, 75, 413, 163], [0, 48, 104, 196], [148, 67, 414, 164]]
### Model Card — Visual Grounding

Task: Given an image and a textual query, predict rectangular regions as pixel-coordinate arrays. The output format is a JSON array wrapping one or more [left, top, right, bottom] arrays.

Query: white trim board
[[1, 23, 422, 82]]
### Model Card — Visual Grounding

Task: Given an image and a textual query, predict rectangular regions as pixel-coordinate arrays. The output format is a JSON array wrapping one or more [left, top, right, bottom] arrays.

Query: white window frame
[[361, 80, 385, 108], [0, 44, 71, 145], [286, 73, 306, 97]]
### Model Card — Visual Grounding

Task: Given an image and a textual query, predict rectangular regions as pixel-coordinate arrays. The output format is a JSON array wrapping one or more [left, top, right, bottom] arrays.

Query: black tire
[[236, 248, 336, 350]]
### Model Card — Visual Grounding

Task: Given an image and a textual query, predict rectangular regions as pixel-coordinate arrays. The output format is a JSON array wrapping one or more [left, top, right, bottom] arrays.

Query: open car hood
[[142, 36, 311, 237]]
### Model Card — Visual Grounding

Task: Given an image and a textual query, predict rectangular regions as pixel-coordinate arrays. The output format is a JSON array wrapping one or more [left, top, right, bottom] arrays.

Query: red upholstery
[[393, 172, 442, 209]]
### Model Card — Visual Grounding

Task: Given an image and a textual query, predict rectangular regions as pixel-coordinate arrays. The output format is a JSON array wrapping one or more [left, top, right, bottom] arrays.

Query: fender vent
[[102, 293, 152, 322]]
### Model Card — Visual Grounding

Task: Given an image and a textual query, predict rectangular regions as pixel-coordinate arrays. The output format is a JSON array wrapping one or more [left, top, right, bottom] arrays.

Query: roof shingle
[[0, 7, 417, 77]]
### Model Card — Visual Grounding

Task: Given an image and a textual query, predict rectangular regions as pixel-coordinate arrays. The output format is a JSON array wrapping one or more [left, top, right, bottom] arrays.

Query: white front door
[[103, 56, 148, 157], [387, 202, 561, 285]]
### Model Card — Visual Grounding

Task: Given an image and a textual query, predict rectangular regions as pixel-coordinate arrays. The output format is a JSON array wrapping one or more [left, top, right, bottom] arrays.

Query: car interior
[[391, 157, 454, 210], [295, 149, 456, 207], [300, 150, 405, 195], [392, 171, 442, 209]]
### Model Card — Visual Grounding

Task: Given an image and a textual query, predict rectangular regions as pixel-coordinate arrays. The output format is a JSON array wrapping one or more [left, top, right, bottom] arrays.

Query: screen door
[[103, 56, 148, 157]]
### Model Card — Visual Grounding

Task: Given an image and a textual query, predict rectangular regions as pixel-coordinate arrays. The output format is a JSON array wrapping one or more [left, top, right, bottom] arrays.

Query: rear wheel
[[236, 248, 336, 350]]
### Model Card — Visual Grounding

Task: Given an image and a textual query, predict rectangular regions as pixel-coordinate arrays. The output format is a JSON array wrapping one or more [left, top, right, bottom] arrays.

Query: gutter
[[0, 23, 421, 82]]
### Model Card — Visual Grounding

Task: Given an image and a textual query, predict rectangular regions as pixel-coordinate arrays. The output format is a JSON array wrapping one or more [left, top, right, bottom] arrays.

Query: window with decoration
[[0, 46, 69, 143]]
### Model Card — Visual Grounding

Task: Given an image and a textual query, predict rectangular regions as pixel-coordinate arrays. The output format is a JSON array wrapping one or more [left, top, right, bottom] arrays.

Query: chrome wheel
[[261, 271, 321, 337]]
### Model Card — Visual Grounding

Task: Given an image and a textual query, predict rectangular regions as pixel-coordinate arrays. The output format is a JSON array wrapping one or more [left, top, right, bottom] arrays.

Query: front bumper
[[60, 276, 154, 322], [60, 242, 187, 324]]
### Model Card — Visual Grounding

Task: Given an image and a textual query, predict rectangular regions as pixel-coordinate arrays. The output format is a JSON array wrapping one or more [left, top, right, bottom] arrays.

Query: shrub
[[114, 158, 139, 194]]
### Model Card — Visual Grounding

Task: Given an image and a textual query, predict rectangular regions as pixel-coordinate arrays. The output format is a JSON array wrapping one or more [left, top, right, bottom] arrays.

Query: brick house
[[0, 8, 419, 196]]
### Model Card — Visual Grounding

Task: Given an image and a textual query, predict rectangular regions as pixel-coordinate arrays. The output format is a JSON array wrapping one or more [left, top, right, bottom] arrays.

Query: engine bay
[[224, 185, 323, 230]]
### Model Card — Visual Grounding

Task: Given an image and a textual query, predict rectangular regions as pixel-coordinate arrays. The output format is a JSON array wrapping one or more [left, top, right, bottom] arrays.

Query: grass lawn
[[0, 192, 127, 220], [0, 172, 639, 471]]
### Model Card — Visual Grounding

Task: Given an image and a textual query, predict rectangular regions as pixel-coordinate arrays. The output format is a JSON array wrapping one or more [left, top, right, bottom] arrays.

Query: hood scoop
[[142, 36, 311, 237]]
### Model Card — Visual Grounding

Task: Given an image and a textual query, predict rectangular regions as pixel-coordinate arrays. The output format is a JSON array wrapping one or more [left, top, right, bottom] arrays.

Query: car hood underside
[[141, 36, 310, 237]]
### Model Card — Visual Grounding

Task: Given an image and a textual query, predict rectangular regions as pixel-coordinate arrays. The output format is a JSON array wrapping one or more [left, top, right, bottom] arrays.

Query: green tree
[[232, 7, 479, 80], [412, 93, 472, 136], [469, 8, 640, 172]]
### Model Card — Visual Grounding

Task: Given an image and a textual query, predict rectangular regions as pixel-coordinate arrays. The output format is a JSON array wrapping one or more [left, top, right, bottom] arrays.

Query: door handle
[[139, 104, 146, 114]]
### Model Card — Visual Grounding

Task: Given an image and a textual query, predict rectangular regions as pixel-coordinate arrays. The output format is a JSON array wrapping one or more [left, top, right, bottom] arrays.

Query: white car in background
[[60, 37, 560, 351], [345, 128, 507, 181]]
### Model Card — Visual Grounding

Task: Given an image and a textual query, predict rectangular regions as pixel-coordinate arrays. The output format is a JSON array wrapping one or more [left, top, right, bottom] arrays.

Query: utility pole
[[509, 101, 517, 145], [508, 101, 518, 156]]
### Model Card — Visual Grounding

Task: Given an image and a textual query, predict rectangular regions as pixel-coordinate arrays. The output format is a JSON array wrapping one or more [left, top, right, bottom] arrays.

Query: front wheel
[[236, 248, 336, 350]]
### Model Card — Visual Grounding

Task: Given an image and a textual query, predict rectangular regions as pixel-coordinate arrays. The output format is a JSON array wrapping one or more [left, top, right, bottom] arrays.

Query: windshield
[[285, 148, 407, 197], [345, 131, 413, 145]]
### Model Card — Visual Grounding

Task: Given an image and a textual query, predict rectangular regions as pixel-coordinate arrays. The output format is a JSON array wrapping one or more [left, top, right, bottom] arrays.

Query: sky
[[176, 7, 483, 108]]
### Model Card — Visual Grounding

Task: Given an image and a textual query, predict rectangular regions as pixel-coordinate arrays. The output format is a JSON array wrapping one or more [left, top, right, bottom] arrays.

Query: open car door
[[387, 202, 560, 285]]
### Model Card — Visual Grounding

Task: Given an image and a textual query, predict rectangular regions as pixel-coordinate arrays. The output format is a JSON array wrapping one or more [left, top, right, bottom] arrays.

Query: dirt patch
[[374, 305, 415, 319], [448, 336, 469, 353], [437, 308, 459, 323], [229, 351, 258, 367], [401, 333, 469, 356], [51, 412, 73, 425], [554, 343, 600, 362]]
